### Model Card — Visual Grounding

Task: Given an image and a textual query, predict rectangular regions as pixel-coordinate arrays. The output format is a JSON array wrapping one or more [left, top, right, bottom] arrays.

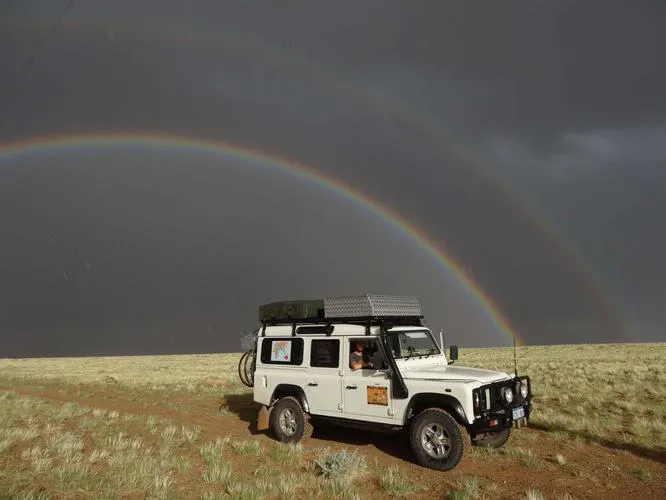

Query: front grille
[[474, 376, 531, 415]]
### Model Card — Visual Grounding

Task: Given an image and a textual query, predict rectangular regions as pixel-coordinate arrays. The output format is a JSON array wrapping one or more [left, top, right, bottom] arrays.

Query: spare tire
[[238, 349, 255, 387]]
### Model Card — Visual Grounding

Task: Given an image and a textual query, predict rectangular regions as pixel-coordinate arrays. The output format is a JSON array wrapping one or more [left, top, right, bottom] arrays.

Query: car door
[[305, 338, 343, 415], [342, 337, 395, 421]]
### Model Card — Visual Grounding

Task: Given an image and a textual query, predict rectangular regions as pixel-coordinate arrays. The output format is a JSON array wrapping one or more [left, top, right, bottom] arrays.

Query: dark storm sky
[[1, 1, 665, 357]]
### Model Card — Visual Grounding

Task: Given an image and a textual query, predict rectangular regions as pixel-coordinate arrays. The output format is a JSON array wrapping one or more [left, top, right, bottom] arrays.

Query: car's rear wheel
[[409, 408, 470, 471], [269, 396, 313, 443], [472, 427, 511, 448]]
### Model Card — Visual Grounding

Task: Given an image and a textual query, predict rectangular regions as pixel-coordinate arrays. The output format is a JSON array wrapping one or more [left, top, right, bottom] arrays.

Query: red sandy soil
[[1, 379, 664, 500]]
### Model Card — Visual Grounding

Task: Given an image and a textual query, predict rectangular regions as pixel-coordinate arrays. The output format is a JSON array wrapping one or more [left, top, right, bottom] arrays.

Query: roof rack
[[258, 294, 424, 336]]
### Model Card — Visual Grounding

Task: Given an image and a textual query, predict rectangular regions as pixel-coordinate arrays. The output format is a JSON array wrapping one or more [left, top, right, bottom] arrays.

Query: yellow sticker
[[367, 386, 388, 406]]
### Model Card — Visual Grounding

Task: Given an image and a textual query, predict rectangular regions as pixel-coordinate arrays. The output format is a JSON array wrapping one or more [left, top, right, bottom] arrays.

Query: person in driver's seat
[[350, 341, 373, 370]]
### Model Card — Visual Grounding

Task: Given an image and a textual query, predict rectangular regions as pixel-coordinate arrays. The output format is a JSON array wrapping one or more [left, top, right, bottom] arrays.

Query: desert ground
[[0, 342, 664, 499]]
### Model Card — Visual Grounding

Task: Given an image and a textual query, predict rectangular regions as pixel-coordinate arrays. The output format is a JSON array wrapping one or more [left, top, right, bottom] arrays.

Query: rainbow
[[0, 132, 524, 345], [2, 15, 629, 332]]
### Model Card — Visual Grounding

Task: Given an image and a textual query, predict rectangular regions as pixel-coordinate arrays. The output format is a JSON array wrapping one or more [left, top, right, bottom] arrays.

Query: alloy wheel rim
[[421, 423, 451, 459], [279, 408, 298, 436]]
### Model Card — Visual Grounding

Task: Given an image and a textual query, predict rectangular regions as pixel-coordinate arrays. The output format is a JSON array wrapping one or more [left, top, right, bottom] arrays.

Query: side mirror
[[449, 345, 458, 362]]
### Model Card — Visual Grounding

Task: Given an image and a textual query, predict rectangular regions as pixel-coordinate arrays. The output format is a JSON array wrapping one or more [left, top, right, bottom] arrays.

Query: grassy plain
[[0, 342, 664, 499]]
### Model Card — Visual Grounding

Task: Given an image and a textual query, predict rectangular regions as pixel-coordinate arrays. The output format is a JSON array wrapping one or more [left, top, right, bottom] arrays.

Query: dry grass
[[0, 390, 370, 499], [446, 476, 480, 500], [377, 464, 421, 496], [0, 352, 247, 396], [0, 342, 664, 498], [458, 342, 666, 452]]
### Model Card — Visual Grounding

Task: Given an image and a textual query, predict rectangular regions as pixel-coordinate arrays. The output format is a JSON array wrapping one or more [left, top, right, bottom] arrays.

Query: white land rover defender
[[238, 294, 532, 471]]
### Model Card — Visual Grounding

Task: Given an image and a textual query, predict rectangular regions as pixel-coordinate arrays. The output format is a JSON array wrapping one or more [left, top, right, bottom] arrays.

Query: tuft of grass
[[631, 467, 652, 482], [21, 445, 53, 472], [88, 449, 111, 464], [9, 427, 40, 441], [447, 477, 480, 500], [200, 436, 230, 462], [277, 473, 300, 499], [230, 439, 262, 456], [322, 479, 361, 500], [525, 489, 545, 500], [502, 446, 541, 468], [160, 424, 177, 440], [146, 414, 158, 433], [0, 438, 14, 453], [59, 401, 88, 418], [225, 477, 274, 499], [312, 448, 367, 480], [271, 442, 304, 465], [6, 489, 51, 500], [181, 424, 201, 442], [49, 432, 84, 461], [202, 462, 232, 484], [152, 471, 174, 499], [54, 462, 92, 491], [310, 448, 368, 499], [200, 492, 227, 500], [378, 464, 419, 496], [175, 455, 191, 473], [106, 431, 142, 452]]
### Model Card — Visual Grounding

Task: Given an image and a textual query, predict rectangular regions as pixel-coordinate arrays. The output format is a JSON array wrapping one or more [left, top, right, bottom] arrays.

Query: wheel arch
[[404, 393, 468, 427], [270, 384, 310, 414]]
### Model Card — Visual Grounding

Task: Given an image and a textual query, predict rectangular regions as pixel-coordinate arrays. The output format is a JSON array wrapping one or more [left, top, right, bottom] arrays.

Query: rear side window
[[260, 338, 304, 365], [310, 339, 340, 368]]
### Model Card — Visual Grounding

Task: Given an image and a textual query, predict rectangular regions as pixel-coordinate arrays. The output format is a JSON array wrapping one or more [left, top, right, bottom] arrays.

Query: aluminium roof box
[[324, 294, 422, 319]]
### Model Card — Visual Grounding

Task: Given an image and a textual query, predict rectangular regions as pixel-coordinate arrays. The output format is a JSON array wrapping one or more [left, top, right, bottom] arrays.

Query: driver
[[350, 341, 373, 370]]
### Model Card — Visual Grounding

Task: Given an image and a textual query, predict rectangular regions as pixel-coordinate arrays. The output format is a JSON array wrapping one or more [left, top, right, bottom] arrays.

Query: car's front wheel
[[269, 396, 313, 443], [409, 408, 470, 471]]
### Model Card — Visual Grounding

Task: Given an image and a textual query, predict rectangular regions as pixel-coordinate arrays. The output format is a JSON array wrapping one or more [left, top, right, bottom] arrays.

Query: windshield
[[388, 329, 441, 359]]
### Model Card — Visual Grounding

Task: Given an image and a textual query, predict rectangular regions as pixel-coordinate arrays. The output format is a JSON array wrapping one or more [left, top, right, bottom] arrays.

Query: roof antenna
[[513, 334, 518, 377]]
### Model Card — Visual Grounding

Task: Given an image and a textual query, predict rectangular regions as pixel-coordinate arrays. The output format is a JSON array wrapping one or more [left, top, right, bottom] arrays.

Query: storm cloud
[[1, 1, 664, 357]]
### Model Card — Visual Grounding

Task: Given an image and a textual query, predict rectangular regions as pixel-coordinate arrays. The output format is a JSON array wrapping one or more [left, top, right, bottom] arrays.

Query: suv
[[238, 294, 532, 471]]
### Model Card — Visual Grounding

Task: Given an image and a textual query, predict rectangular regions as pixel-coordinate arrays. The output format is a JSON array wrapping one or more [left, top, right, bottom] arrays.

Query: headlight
[[502, 387, 514, 403], [520, 382, 528, 398]]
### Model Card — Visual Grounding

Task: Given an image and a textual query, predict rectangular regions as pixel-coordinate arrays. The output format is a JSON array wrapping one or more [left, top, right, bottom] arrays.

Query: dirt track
[[2, 379, 664, 499]]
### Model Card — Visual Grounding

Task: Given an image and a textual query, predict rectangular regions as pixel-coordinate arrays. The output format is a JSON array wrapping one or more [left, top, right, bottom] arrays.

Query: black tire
[[238, 351, 249, 387], [472, 427, 511, 448], [238, 350, 255, 388], [409, 408, 470, 471], [269, 396, 313, 444]]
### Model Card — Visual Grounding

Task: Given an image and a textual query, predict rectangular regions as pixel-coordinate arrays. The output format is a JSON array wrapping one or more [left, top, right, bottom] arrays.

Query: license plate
[[512, 406, 525, 420]]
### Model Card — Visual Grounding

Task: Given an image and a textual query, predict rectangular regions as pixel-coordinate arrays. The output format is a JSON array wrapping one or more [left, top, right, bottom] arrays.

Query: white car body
[[253, 324, 514, 427], [242, 294, 532, 471]]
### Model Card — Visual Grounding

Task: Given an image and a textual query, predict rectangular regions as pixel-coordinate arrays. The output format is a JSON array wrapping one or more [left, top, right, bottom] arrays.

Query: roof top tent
[[258, 294, 425, 336]]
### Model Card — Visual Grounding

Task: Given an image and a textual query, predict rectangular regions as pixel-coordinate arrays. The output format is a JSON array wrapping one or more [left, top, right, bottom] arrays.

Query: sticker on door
[[367, 386, 388, 406]]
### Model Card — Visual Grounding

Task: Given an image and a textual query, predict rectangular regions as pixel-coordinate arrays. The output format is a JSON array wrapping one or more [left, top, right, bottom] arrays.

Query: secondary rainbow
[[0, 131, 524, 345]]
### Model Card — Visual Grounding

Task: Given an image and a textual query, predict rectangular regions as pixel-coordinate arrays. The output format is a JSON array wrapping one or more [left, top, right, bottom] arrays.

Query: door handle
[[308, 382, 318, 387], [346, 385, 357, 390]]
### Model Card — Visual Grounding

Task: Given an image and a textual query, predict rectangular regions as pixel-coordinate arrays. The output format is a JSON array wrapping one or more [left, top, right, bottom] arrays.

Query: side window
[[259, 338, 304, 365], [348, 338, 387, 370], [310, 339, 340, 368]]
